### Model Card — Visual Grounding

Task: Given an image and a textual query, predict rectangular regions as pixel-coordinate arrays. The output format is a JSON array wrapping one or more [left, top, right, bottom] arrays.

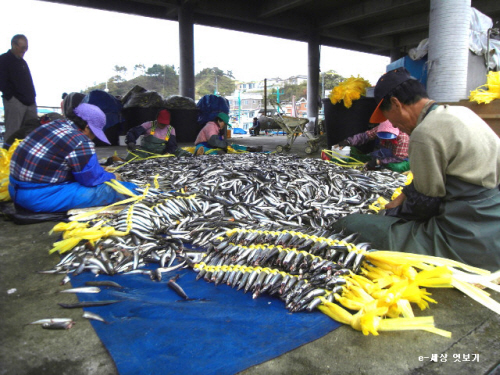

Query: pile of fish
[[43, 153, 407, 313], [116, 153, 406, 232]]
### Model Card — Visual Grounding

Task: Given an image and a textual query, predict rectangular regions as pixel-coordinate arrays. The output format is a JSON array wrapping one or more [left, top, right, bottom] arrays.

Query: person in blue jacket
[[9, 103, 137, 212]]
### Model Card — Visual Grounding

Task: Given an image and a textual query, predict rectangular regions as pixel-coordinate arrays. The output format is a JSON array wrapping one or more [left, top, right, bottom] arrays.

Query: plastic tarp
[[83, 90, 123, 130], [232, 128, 247, 134], [196, 95, 230, 125], [408, 7, 499, 70], [70, 257, 341, 375]]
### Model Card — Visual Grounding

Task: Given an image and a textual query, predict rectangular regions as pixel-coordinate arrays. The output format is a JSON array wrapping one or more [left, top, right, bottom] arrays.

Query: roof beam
[[319, 0, 424, 29], [258, 0, 314, 18], [360, 13, 428, 39]]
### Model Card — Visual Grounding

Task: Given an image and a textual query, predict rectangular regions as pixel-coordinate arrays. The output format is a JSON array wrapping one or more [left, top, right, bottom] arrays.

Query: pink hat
[[74, 103, 110, 144], [376, 120, 399, 140]]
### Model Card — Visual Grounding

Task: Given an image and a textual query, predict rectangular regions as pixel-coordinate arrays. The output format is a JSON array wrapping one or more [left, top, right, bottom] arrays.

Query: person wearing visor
[[125, 109, 190, 159], [333, 67, 500, 271], [9, 103, 138, 213], [335, 119, 410, 172], [194, 112, 262, 155]]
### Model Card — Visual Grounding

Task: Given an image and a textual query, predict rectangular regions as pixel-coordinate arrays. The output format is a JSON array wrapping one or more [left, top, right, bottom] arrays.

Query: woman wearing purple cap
[[8, 103, 137, 212]]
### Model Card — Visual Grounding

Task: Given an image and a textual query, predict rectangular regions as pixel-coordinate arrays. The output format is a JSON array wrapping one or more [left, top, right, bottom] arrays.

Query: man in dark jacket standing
[[0, 34, 37, 141]]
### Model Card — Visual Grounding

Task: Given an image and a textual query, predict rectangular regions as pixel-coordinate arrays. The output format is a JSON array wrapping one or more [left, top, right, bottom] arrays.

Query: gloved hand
[[364, 158, 379, 170], [127, 142, 136, 151], [337, 139, 350, 148]]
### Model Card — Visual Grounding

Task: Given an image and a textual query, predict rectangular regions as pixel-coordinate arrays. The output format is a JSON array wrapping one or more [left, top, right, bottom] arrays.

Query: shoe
[[248, 146, 263, 152]]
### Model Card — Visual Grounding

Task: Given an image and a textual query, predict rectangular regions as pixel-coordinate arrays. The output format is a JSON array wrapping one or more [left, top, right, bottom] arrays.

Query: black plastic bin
[[169, 108, 201, 143], [121, 107, 162, 134], [322, 97, 377, 153]]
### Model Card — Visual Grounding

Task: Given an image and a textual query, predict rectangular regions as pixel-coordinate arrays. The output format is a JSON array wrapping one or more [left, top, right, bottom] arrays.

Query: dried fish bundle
[[191, 228, 496, 338], [192, 228, 367, 313]]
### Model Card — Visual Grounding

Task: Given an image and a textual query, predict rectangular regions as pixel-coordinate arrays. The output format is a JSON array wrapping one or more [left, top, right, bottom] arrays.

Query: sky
[[1, 0, 390, 108]]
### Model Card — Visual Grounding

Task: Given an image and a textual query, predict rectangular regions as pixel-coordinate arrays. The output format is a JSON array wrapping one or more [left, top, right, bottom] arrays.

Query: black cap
[[370, 67, 414, 123]]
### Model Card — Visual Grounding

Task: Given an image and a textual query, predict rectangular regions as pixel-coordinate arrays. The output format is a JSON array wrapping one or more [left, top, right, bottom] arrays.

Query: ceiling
[[38, 0, 500, 59]]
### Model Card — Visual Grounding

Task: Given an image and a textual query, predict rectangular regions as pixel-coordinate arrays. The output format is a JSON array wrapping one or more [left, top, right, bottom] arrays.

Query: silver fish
[[60, 287, 101, 293]]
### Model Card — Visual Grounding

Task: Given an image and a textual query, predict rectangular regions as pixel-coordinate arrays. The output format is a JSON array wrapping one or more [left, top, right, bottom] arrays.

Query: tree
[[133, 64, 146, 77], [113, 65, 127, 82], [321, 70, 344, 94], [195, 67, 235, 97], [146, 64, 166, 77], [83, 63, 180, 98]]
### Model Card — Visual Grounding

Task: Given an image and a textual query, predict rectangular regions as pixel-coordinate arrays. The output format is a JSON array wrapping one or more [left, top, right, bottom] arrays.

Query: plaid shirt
[[10, 119, 96, 184], [348, 126, 410, 162]]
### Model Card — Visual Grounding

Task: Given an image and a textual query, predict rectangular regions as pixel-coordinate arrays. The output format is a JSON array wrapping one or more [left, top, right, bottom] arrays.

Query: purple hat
[[74, 103, 110, 144]]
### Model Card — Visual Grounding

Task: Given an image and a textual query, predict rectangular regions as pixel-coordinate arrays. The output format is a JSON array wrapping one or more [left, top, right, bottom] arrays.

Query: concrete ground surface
[[1, 133, 499, 375]]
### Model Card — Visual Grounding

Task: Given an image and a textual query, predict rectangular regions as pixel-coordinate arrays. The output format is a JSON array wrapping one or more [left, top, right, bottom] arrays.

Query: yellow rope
[[321, 149, 365, 168]]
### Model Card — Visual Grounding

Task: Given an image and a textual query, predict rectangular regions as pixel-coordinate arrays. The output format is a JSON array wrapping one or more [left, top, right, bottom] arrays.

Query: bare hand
[[114, 172, 123, 181], [385, 193, 406, 209]]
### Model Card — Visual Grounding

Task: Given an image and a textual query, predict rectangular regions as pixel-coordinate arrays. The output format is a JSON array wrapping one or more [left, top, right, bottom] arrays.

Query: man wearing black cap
[[334, 68, 500, 272]]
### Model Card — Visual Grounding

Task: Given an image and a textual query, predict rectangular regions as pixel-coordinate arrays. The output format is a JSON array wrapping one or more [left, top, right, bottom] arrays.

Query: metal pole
[[264, 79, 267, 116], [321, 73, 325, 99], [178, 3, 195, 99]]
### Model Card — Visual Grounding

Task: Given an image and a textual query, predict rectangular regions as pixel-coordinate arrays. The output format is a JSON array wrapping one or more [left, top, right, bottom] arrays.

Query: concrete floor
[[1, 133, 499, 375]]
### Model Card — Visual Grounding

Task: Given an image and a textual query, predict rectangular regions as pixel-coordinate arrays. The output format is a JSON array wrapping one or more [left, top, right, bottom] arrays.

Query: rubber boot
[[247, 146, 263, 152]]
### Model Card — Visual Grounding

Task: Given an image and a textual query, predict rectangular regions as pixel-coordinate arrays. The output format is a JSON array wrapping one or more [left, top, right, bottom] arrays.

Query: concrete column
[[427, 0, 471, 102], [307, 30, 320, 132], [178, 3, 195, 99], [390, 47, 400, 63]]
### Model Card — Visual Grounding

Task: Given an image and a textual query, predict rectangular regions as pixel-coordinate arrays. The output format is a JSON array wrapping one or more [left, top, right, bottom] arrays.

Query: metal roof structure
[[38, 0, 500, 59]]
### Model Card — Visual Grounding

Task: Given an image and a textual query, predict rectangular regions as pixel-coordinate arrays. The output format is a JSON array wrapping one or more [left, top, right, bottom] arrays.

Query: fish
[[42, 321, 75, 330], [58, 300, 122, 309], [60, 287, 101, 294], [27, 318, 73, 326], [60, 275, 71, 285], [167, 275, 189, 300], [82, 311, 109, 324], [85, 281, 123, 288]]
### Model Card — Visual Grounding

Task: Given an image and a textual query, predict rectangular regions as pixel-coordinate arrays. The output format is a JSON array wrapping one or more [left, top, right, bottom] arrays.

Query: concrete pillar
[[390, 47, 400, 63], [178, 3, 195, 99], [307, 30, 320, 132], [427, 0, 471, 102]]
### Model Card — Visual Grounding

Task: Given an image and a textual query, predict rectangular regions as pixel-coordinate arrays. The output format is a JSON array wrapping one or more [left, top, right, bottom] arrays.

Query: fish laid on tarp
[[85, 281, 123, 288], [167, 275, 189, 300], [60, 287, 101, 293], [58, 300, 121, 309], [83, 311, 109, 324]]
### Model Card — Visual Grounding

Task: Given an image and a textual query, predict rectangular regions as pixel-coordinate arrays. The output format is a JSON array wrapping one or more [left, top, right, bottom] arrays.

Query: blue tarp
[[232, 128, 247, 134], [83, 90, 123, 130], [71, 260, 341, 375], [196, 95, 230, 125]]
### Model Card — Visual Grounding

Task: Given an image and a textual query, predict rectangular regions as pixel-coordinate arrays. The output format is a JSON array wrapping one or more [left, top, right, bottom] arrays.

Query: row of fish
[[192, 227, 367, 312]]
